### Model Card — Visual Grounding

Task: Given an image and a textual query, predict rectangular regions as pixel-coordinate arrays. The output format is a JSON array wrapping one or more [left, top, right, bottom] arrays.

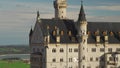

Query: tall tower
[[78, 1, 88, 68], [54, 0, 67, 19]]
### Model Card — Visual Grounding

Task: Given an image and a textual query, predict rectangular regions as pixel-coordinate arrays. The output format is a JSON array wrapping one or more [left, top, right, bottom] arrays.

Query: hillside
[[0, 45, 30, 55]]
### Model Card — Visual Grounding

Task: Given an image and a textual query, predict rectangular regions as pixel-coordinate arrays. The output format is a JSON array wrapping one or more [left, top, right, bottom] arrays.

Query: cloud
[[87, 16, 120, 22], [86, 5, 120, 11], [68, 4, 120, 11]]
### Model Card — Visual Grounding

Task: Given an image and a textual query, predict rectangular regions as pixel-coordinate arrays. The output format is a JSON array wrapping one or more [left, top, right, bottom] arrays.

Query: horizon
[[0, 0, 120, 45]]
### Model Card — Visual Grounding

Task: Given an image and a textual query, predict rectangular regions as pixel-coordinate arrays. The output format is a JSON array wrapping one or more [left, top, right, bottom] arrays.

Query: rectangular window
[[87, 66, 91, 68], [69, 48, 72, 52], [90, 57, 93, 61], [96, 57, 99, 61], [60, 48, 64, 52], [52, 48, 56, 53], [69, 58, 72, 62], [60, 58, 63, 62], [69, 66, 72, 68], [100, 48, 104, 52], [92, 48, 96, 52], [52, 58, 56, 62], [74, 48, 78, 52], [96, 66, 99, 68], [109, 57, 113, 61], [116, 48, 120, 52], [108, 48, 112, 52], [83, 65, 85, 68], [83, 56, 85, 60]]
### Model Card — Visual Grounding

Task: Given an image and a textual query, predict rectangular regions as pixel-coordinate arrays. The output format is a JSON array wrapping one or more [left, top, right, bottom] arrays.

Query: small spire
[[78, 0, 86, 21], [81, 0, 83, 5], [37, 11, 40, 17], [36, 11, 41, 22]]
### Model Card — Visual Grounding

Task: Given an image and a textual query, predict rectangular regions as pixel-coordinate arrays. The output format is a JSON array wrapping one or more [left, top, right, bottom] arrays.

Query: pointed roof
[[78, 1, 86, 21]]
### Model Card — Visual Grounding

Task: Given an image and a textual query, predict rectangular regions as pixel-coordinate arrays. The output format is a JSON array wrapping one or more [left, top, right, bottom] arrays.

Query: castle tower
[[78, 1, 88, 68], [54, 0, 67, 19]]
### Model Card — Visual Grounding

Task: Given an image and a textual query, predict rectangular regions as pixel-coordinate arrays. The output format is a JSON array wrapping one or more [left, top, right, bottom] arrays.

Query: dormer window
[[118, 32, 120, 36], [56, 36, 60, 43], [96, 36, 100, 43], [105, 35, 108, 41], [110, 31, 114, 36], [103, 31, 107, 36], [87, 31, 90, 36], [95, 30, 99, 36], [61, 30, 64, 36], [68, 31, 72, 36], [53, 30, 56, 36]]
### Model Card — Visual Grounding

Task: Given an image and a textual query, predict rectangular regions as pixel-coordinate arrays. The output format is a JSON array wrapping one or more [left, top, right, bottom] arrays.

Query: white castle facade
[[29, 0, 120, 68]]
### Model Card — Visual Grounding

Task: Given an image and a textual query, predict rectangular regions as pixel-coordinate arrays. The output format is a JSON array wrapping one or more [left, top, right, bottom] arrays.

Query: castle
[[29, 0, 120, 68]]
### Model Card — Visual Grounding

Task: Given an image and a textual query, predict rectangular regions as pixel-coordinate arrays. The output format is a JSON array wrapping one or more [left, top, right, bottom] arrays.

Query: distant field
[[0, 60, 30, 68]]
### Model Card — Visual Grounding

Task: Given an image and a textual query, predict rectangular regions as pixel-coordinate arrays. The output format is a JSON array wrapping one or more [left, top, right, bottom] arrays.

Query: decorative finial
[[36, 11, 41, 22], [81, 0, 83, 5], [37, 11, 40, 17]]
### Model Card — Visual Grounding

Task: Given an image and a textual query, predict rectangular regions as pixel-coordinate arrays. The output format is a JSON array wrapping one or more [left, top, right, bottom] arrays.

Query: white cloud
[[87, 16, 120, 22], [68, 4, 120, 11]]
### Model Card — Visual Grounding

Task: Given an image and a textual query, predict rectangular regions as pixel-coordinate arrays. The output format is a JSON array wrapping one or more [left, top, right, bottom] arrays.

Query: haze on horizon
[[0, 0, 120, 45]]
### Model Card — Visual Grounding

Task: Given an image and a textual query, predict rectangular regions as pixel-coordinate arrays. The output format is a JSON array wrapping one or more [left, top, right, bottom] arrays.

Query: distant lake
[[0, 54, 30, 60]]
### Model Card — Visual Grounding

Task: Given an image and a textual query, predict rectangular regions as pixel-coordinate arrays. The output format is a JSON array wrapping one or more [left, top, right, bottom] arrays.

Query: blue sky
[[0, 0, 120, 45]]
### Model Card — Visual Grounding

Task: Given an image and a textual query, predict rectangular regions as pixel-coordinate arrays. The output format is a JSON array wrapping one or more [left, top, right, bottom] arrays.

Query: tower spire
[[78, 0, 86, 21]]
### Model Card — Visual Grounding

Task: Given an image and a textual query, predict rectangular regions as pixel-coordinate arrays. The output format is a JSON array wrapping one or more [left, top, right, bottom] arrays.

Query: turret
[[78, 1, 88, 68], [54, 0, 67, 19], [78, 1, 87, 36]]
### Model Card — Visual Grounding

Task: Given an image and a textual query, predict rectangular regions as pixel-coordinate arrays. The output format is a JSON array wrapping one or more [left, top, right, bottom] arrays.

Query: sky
[[0, 0, 120, 45]]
